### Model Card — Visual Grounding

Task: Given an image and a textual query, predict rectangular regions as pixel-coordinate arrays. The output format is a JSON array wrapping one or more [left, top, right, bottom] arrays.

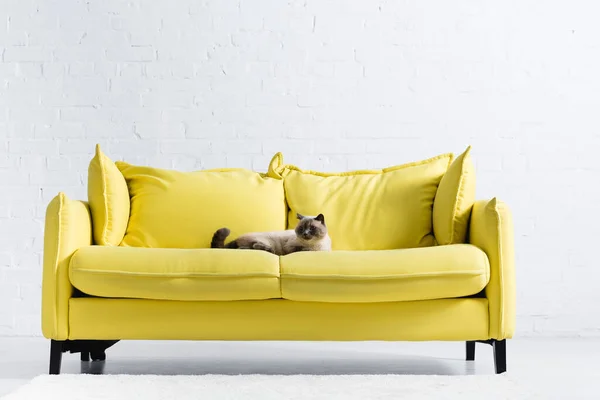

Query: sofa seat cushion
[[69, 247, 281, 301], [280, 244, 489, 303]]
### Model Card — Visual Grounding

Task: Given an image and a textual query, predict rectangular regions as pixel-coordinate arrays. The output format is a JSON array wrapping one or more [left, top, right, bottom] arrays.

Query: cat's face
[[295, 213, 328, 242]]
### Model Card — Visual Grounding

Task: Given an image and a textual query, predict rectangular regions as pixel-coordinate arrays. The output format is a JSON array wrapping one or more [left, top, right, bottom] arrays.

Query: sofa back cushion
[[273, 153, 452, 251], [433, 146, 476, 244], [116, 163, 286, 248], [87, 145, 130, 246]]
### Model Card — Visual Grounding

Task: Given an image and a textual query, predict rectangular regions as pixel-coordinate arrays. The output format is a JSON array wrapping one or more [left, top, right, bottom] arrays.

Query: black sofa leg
[[493, 339, 507, 374], [49, 340, 63, 375], [89, 340, 119, 361], [465, 339, 507, 374], [466, 341, 475, 361], [48, 339, 119, 374]]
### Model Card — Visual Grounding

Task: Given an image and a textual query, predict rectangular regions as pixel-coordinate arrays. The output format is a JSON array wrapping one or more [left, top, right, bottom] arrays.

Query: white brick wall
[[0, 0, 598, 337]]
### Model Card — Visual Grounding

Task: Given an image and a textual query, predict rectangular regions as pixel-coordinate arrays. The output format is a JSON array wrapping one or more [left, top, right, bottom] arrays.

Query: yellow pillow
[[87, 144, 130, 246], [271, 153, 453, 251], [433, 146, 476, 245], [116, 163, 286, 248]]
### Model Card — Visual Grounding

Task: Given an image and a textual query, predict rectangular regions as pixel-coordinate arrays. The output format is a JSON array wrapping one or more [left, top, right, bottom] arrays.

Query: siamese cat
[[210, 213, 331, 255]]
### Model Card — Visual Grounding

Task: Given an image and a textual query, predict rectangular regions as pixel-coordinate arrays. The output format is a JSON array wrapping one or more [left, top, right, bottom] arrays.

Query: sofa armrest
[[469, 198, 515, 340], [42, 193, 93, 340]]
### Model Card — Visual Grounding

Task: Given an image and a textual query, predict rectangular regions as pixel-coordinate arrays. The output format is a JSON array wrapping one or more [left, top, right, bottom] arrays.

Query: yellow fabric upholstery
[[280, 245, 489, 303], [42, 193, 92, 340], [69, 298, 489, 341], [267, 152, 284, 179], [274, 153, 453, 250], [69, 247, 280, 301], [116, 163, 286, 248], [470, 198, 515, 340], [87, 144, 130, 246], [41, 150, 515, 347], [433, 146, 476, 245]]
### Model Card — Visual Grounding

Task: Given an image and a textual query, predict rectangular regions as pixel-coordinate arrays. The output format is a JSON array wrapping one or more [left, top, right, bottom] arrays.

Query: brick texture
[[0, 0, 598, 337]]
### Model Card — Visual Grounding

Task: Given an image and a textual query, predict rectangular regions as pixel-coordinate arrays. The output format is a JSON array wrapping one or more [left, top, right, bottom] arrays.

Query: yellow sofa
[[42, 147, 515, 374]]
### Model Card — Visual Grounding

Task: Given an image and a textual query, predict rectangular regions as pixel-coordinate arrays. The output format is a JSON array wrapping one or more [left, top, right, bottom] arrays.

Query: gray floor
[[1, 338, 598, 397]]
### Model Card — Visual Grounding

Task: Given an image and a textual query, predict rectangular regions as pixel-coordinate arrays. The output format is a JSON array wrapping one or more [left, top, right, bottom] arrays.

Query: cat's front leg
[[251, 242, 275, 254]]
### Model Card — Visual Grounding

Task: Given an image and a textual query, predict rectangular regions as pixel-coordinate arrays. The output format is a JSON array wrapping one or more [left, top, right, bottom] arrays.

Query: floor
[[1, 338, 598, 398]]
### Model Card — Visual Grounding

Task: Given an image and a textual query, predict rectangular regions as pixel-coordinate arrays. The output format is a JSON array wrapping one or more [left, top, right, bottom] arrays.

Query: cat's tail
[[211, 228, 231, 248]]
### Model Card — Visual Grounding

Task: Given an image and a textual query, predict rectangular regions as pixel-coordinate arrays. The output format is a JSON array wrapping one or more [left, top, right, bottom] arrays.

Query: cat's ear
[[296, 213, 305, 220], [315, 214, 325, 225]]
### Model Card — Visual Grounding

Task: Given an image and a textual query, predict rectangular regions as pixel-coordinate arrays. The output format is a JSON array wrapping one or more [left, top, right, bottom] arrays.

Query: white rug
[[1, 374, 545, 400]]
